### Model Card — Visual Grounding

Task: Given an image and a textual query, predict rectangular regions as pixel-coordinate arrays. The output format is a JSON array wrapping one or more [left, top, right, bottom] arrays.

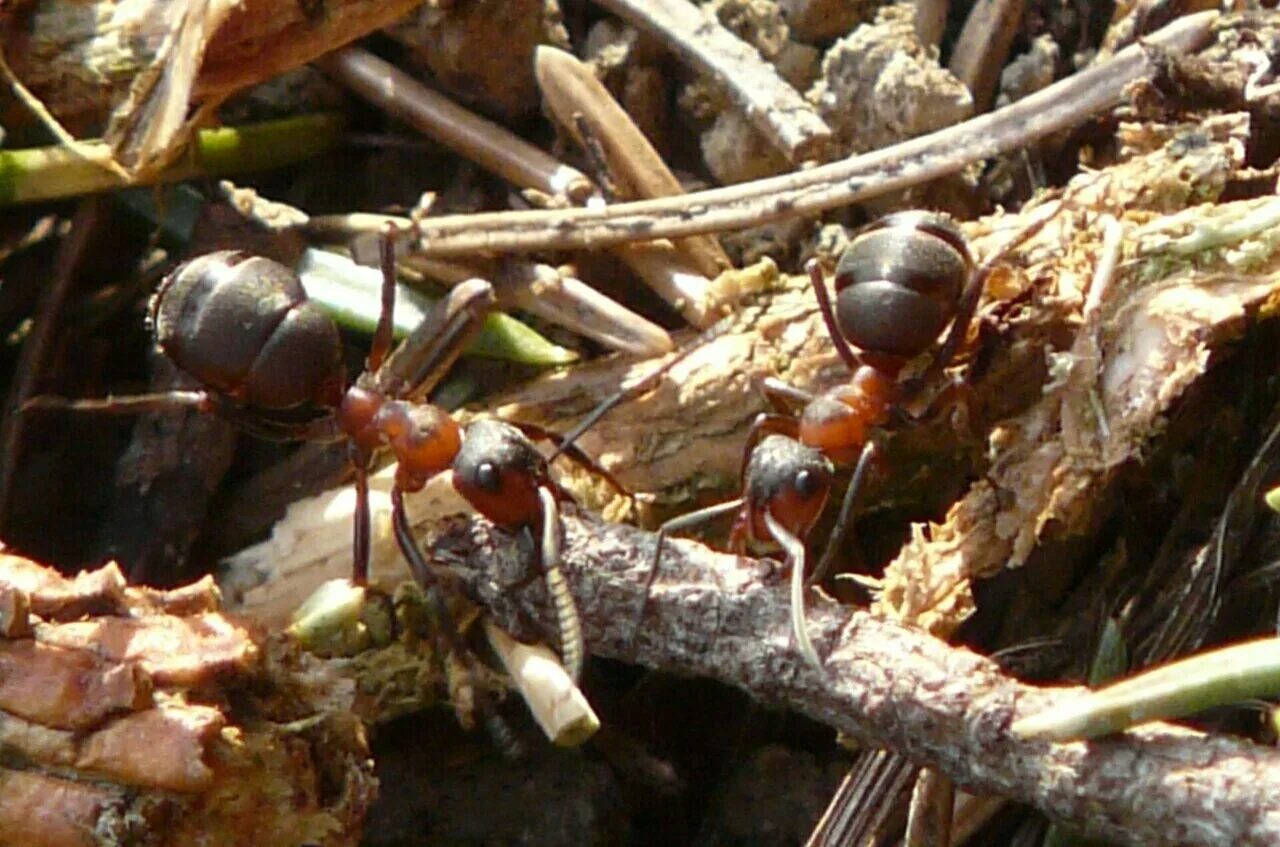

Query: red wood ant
[[25, 229, 680, 683], [652, 204, 1066, 672]]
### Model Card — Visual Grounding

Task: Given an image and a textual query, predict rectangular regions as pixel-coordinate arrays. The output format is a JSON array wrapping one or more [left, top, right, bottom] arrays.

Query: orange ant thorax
[[378, 402, 463, 491], [798, 364, 898, 466], [337, 386, 464, 490]]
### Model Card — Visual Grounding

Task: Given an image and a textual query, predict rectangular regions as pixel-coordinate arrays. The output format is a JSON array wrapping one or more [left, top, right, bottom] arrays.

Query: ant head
[[452, 419, 549, 528], [833, 211, 973, 359], [744, 435, 834, 542]]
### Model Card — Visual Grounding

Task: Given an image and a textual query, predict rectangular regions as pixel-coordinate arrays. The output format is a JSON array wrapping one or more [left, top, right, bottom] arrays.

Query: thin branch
[[432, 507, 1280, 847], [317, 47, 595, 203], [407, 11, 1217, 257], [593, 0, 832, 164]]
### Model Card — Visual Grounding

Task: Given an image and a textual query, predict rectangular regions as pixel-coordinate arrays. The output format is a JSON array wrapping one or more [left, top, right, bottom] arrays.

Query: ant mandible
[[27, 228, 647, 682], [653, 203, 1067, 672]]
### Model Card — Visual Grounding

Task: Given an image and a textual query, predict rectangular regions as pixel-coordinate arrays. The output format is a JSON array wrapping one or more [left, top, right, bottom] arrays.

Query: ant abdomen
[[151, 251, 345, 411], [834, 211, 973, 359]]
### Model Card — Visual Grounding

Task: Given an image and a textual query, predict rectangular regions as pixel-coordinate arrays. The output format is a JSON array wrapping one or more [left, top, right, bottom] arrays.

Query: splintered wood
[[0, 555, 374, 847]]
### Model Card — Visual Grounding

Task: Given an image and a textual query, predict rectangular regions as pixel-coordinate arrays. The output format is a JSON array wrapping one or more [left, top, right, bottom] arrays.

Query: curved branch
[[407, 12, 1217, 257], [432, 508, 1280, 847]]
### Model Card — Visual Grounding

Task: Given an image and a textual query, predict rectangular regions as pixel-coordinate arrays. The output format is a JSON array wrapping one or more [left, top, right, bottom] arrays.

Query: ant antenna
[[537, 486, 583, 682], [546, 314, 734, 465], [763, 509, 823, 673]]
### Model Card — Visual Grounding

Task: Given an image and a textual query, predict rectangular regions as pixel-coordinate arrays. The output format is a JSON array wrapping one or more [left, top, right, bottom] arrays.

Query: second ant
[[652, 202, 1068, 672]]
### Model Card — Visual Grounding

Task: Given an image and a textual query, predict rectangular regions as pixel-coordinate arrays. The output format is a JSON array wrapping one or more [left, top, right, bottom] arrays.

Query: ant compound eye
[[476, 461, 502, 492], [793, 468, 821, 498]]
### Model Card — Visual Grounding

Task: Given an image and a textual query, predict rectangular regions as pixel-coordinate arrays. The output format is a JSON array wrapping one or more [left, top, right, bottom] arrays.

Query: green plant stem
[[0, 114, 344, 205]]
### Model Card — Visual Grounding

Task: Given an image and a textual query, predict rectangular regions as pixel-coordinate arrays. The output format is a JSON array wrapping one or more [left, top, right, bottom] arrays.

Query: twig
[[407, 11, 1217, 257], [593, 0, 831, 164], [947, 0, 1027, 112], [0, 200, 103, 543], [433, 508, 1280, 847], [317, 47, 594, 204], [311, 213, 673, 356], [535, 44, 731, 280], [319, 47, 712, 334], [495, 261, 674, 356]]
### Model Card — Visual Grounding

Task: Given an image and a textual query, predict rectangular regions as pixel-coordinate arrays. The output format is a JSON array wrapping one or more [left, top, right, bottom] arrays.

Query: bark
[[0, 554, 374, 847], [429, 508, 1280, 847]]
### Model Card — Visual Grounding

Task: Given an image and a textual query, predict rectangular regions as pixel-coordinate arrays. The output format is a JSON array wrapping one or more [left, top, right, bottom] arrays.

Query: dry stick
[[319, 47, 699, 340], [400, 248, 676, 356], [316, 48, 594, 203], [593, 0, 832, 164], [409, 11, 1217, 257], [535, 44, 731, 281], [435, 508, 1280, 847], [948, 0, 1027, 112], [334, 215, 671, 355], [534, 45, 725, 328], [311, 54, 674, 355]]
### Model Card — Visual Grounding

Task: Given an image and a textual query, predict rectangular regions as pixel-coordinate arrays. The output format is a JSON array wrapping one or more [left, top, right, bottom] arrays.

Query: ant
[[652, 202, 1070, 672], [26, 227, 696, 683]]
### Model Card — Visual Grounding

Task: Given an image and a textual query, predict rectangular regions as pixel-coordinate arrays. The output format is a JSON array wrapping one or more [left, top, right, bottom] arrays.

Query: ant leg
[[809, 441, 879, 588], [22, 390, 209, 415], [759, 376, 815, 415], [640, 498, 745, 632], [930, 195, 1075, 378], [535, 487, 584, 682], [648, 500, 743, 592], [762, 509, 824, 674], [546, 314, 735, 465], [390, 486, 468, 658], [928, 262, 990, 380], [807, 258, 860, 373], [349, 443, 373, 586], [377, 278, 496, 400], [367, 222, 401, 374]]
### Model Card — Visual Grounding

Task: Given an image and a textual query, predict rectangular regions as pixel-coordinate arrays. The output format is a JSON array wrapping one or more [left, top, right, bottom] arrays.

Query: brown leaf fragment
[[77, 703, 225, 793], [34, 611, 259, 687], [0, 556, 128, 619], [0, 641, 152, 730], [0, 769, 129, 847]]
